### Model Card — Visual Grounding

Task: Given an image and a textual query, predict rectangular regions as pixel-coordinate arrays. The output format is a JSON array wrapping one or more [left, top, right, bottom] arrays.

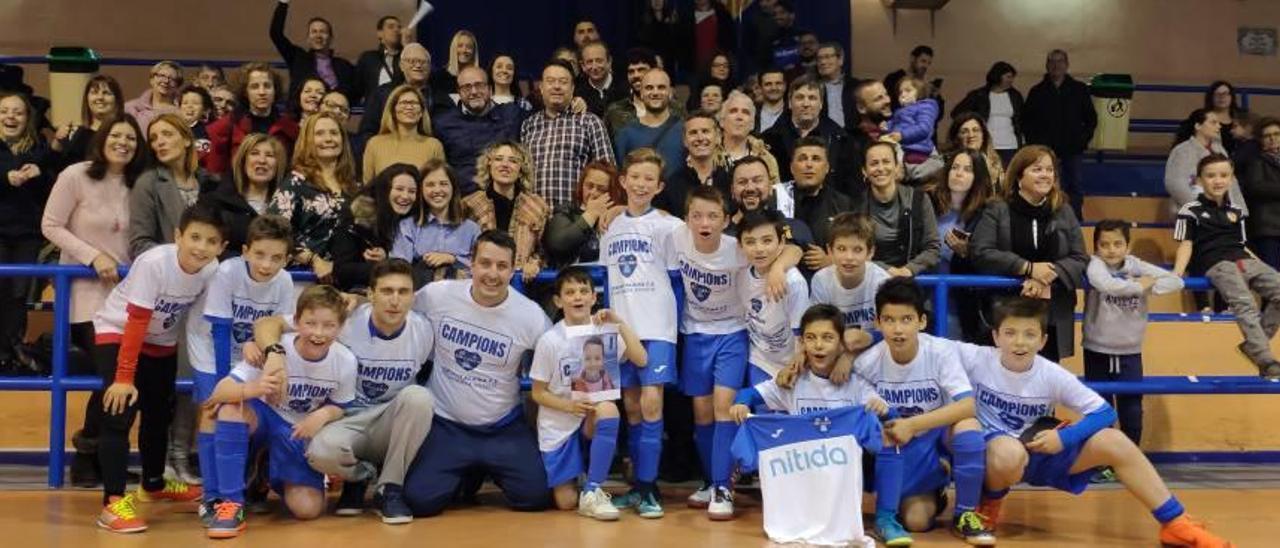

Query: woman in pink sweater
[[40, 114, 149, 487]]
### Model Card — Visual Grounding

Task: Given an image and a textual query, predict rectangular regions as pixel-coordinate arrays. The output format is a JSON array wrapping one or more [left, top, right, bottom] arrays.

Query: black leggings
[[0, 235, 40, 358], [70, 322, 105, 440], [94, 343, 176, 501]]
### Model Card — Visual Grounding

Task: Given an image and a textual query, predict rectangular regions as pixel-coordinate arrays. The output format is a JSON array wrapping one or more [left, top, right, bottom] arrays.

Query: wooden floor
[[8, 486, 1274, 547]]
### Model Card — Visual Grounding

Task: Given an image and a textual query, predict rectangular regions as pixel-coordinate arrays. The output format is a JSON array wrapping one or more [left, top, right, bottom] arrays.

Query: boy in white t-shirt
[[676, 186, 802, 520], [530, 267, 647, 521], [187, 215, 295, 523], [956, 297, 1231, 548], [736, 210, 810, 397], [94, 205, 226, 534], [810, 212, 891, 355], [599, 148, 683, 518], [205, 285, 358, 539]]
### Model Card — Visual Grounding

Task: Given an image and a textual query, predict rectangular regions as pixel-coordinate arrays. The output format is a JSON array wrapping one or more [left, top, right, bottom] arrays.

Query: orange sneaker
[[1158, 515, 1233, 548], [977, 496, 1003, 531], [135, 478, 203, 503], [97, 494, 147, 533]]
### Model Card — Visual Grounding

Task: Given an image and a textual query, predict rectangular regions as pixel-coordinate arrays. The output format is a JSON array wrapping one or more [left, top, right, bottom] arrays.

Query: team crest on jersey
[[232, 322, 254, 344], [455, 348, 482, 371], [618, 254, 638, 277], [750, 298, 763, 313], [690, 282, 711, 302], [361, 379, 389, 400], [812, 416, 832, 433], [287, 398, 312, 414], [162, 313, 179, 330]]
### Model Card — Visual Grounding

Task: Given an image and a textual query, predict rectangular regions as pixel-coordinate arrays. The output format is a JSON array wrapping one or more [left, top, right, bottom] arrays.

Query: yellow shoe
[[135, 478, 202, 503], [97, 494, 147, 533]]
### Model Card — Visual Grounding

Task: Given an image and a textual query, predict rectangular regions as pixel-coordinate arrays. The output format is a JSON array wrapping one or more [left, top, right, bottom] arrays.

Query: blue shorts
[[1020, 436, 1094, 495], [541, 428, 587, 488], [900, 428, 951, 497], [679, 330, 749, 396], [247, 399, 326, 493], [193, 370, 219, 404], [621, 340, 678, 388]]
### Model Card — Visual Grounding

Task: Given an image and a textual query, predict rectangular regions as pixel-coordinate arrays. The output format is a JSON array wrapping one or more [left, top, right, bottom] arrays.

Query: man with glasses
[[434, 66, 523, 195], [359, 43, 446, 141], [125, 61, 183, 137], [1022, 49, 1098, 219], [815, 42, 860, 129]]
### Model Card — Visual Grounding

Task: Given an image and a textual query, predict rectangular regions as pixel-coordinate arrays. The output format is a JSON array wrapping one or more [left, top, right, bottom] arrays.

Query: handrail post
[[933, 278, 949, 337], [48, 273, 71, 488]]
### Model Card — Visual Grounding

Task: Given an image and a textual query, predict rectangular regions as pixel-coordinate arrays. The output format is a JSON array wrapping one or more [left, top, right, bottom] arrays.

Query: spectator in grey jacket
[[1240, 117, 1280, 268], [1165, 108, 1245, 216], [971, 145, 1087, 360], [854, 141, 940, 277], [128, 113, 217, 259]]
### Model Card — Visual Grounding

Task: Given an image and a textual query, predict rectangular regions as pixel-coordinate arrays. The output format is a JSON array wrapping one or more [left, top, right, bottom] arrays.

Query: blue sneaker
[[374, 484, 412, 525], [636, 491, 664, 519], [612, 489, 642, 509], [206, 501, 246, 539], [876, 514, 913, 547]]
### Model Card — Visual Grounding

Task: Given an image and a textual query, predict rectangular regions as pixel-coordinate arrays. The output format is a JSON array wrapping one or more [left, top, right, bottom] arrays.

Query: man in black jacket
[[780, 137, 853, 256], [763, 77, 862, 198], [353, 16, 404, 107], [816, 42, 860, 129], [575, 41, 628, 118], [1022, 49, 1097, 219], [269, 0, 357, 101]]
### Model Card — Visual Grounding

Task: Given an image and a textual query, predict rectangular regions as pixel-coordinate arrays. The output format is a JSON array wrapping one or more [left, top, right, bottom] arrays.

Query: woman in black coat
[[196, 133, 286, 258], [953, 61, 1024, 164], [970, 145, 1087, 360], [1240, 117, 1280, 269]]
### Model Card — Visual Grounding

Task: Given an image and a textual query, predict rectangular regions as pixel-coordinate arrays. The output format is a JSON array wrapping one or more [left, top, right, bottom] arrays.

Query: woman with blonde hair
[[128, 113, 218, 258], [197, 133, 288, 257], [470, 139, 549, 280], [268, 111, 357, 281], [440, 30, 480, 99], [362, 84, 445, 180]]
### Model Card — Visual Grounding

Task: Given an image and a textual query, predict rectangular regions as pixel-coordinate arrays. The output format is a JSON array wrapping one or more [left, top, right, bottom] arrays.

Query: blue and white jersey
[[339, 304, 434, 408], [94, 244, 217, 346], [188, 257, 295, 374], [230, 333, 358, 424], [414, 280, 550, 426], [601, 208, 683, 343], [672, 227, 749, 335], [954, 342, 1106, 439], [741, 266, 809, 375], [732, 406, 880, 548], [755, 370, 878, 415], [854, 333, 973, 420], [809, 262, 890, 332]]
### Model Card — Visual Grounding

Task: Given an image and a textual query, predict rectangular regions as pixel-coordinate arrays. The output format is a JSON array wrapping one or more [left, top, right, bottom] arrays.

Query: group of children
[[82, 146, 1253, 547]]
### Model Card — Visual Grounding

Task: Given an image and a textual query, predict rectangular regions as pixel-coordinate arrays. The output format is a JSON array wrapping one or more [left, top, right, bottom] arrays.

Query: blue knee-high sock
[[694, 423, 713, 483], [197, 432, 219, 501], [1152, 496, 1185, 524], [215, 421, 249, 504], [951, 430, 985, 515], [875, 446, 905, 517], [586, 418, 620, 492], [635, 419, 663, 485], [711, 421, 738, 487]]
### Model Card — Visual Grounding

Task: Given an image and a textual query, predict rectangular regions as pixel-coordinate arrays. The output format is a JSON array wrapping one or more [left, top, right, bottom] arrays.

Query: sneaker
[[977, 497, 1003, 530], [374, 484, 413, 525], [1158, 514, 1234, 548], [611, 489, 642, 509], [199, 499, 221, 528], [135, 478, 202, 503], [636, 491, 665, 519], [1262, 361, 1280, 380], [686, 483, 713, 509], [577, 488, 620, 521], [707, 485, 734, 521], [335, 480, 367, 516], [951, 510, 997, 546], [206, 500, 246, 539], [875, 514, 913, 547], [97, 494, 147, 534], [1089, 467, 1119, 484]]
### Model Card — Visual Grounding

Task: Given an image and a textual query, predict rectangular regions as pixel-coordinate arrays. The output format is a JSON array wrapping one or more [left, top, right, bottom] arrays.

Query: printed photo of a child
[[566, 325, 621, 402]]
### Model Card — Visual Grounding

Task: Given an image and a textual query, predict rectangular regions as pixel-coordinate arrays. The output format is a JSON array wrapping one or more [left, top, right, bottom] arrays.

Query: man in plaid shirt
[[522, 59, 616, 209]]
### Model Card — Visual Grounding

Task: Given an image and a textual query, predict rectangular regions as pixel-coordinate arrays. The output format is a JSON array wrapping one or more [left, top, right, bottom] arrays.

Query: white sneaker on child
[[578, 488, 620, 521], [687, 484, 713, 509], [707, 486, 735, 521]]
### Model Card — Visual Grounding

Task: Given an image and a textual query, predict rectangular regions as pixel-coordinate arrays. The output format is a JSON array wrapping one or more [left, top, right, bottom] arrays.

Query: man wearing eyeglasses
[[125, 61, 183, 138], [359, 43, 449, 141], [434, 66, 523, 195]]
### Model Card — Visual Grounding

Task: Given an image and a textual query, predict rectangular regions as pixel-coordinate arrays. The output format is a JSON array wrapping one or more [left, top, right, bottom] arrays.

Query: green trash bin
[[1089, 74, 1134, 151], [46, 47, 100, 128]]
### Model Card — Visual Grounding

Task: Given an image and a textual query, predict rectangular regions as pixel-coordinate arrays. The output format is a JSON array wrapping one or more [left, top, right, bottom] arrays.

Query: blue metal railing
[[0, 263, 1267, 488]]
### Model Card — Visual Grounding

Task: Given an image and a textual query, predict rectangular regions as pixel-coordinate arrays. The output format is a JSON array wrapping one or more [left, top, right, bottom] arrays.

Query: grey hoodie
[[1082, 255, 1184, 355]]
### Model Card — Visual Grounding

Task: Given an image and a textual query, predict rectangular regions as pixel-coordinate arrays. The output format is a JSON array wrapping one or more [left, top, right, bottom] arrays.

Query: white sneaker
[[707, 486, 735, 521], [577, 488, 620, 521], [686, 484, 713, 509]]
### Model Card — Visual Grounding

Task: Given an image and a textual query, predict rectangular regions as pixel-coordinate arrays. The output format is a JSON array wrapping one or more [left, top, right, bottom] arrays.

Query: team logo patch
[[690, 282, 711, 302], [162, 314, 179, 330], [455, 348, 482, 371], [812, 416, 832, 433], [287, 398, 312, 414], [750, 298, 763, 313], [618, 254, 638, 277], [361, 380, 389, 400], [232, 322, 254, 344]]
